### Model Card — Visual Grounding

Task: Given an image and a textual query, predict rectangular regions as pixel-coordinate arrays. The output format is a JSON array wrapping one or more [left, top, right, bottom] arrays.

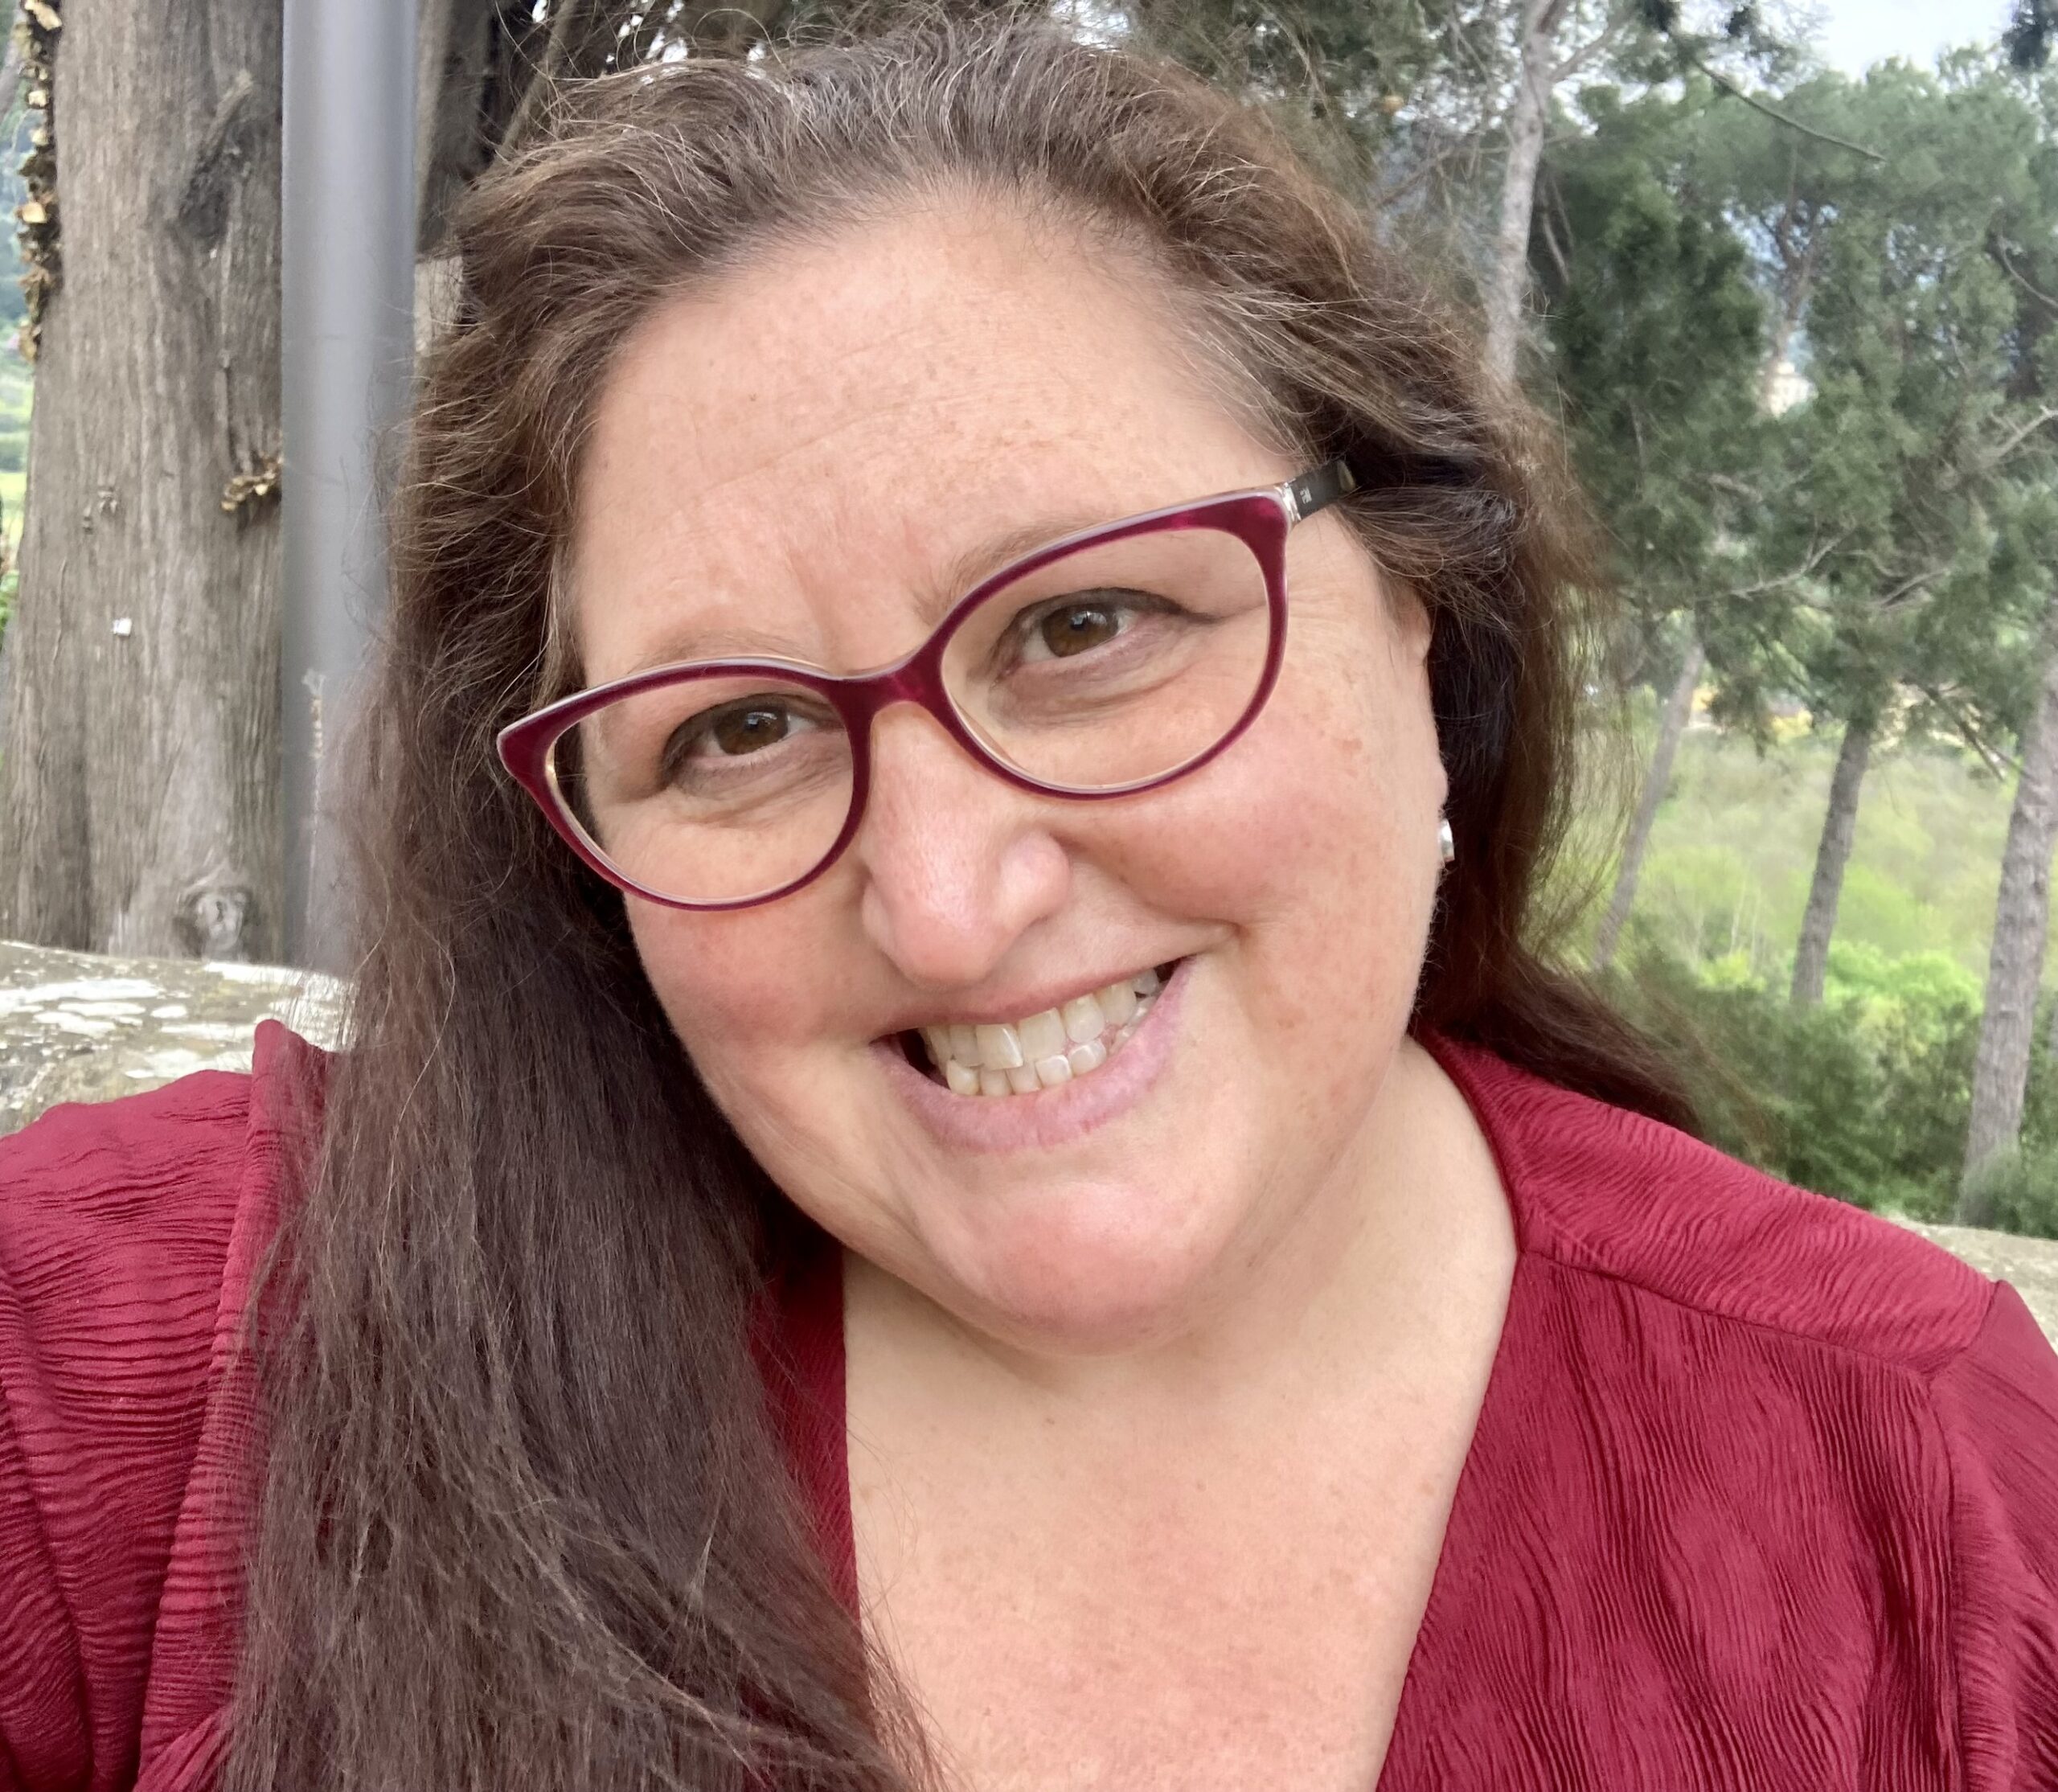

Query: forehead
[[566, 199, 1285, 683]]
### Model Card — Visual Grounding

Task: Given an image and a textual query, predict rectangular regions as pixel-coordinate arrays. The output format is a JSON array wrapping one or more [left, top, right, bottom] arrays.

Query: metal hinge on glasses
[[1281, 457, 1359, 525]]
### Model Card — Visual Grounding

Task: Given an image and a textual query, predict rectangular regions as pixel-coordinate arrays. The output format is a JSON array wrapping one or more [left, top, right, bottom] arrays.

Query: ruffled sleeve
[[0, 1059, 272, 1792], [1933, 1281, 2058, 1791]]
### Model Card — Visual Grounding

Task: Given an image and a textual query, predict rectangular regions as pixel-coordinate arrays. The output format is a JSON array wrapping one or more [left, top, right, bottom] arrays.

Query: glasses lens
[[549, 671, 854, 904], [939, 522, 1274, 793]]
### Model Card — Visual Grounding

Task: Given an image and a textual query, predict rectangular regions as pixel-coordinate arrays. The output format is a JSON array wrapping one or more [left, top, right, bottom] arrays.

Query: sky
[[1808, 0, 2018, 72]]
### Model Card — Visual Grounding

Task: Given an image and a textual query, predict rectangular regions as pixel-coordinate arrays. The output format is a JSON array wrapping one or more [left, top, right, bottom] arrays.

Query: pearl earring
[[1437, 817, 1456, 865]]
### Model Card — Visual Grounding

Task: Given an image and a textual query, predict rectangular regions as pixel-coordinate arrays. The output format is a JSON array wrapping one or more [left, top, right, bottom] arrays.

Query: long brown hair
[[225, 17, 1691, 1792]]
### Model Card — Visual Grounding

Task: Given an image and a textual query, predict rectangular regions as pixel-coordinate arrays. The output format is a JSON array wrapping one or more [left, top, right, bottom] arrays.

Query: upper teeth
[[920, 967, 1164, 1097]]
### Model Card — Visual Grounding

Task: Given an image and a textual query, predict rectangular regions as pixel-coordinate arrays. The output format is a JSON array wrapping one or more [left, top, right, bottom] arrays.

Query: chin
[[921, 1173, 1238, 1355]]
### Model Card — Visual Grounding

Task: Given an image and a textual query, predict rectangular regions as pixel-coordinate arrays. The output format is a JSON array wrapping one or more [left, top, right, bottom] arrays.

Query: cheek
[[1229, 633, 1443, 1105], [625, 903, 838, 1092], [627, 904, 877, 1208], [1097, 609, 1441, 936]]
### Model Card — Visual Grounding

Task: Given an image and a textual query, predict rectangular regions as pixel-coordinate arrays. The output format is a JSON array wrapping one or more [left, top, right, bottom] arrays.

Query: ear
[[1382, 572, 1433, 667]]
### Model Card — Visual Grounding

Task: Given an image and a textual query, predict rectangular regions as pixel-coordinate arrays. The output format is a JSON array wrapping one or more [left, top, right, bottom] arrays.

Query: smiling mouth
[[898, 961, 1181, 1097]]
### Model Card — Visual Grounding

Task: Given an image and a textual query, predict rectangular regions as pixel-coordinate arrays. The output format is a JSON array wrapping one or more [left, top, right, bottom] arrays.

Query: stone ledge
[[5, 938, 2057, 1347], [1, 937, 345, 1135]]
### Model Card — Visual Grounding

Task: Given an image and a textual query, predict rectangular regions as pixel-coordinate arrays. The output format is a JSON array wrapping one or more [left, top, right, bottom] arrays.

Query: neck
[[846, 1035, 1515, 1433]]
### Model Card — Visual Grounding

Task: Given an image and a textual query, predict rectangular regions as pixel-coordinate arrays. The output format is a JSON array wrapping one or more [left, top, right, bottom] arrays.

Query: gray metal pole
[[281, 0, 419, 970]]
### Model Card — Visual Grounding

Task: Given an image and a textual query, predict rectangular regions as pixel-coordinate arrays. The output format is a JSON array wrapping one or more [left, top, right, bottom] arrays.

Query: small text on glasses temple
[[1281, 458, 1359, 525]]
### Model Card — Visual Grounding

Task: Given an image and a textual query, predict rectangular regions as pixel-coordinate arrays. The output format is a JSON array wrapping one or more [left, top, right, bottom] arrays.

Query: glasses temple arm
[[1285, 440, 1482, 523], [1281, 457, 1359, 524]]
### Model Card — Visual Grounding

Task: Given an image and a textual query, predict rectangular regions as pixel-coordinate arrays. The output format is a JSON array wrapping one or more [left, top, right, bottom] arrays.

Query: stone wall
[[4, 937, 2056, 1345], [1, 937, 344, 1134]]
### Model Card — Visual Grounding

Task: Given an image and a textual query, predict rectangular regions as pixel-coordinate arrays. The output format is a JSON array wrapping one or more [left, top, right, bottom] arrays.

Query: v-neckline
[[766, 1032, 1538, 1787]]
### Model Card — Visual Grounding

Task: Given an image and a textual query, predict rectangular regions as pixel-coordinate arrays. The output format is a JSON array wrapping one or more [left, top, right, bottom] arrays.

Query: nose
[[852, 703, 1072, 990]]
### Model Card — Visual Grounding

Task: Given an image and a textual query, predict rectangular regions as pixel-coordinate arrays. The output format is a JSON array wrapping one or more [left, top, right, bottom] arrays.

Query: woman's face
[[568, 201, 1448, 1355]]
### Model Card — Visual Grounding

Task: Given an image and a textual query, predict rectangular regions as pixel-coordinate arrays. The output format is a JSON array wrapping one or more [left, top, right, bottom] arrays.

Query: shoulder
[[0, 1021, 323, 1790], [1428, 1035, 1993, 1373], [1429, 1038, 2058, 1767], [0, 1019, 320, 1329]]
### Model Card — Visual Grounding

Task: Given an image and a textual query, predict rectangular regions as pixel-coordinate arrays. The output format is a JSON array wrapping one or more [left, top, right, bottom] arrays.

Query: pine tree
[[1761, 64, 2054, 1005]]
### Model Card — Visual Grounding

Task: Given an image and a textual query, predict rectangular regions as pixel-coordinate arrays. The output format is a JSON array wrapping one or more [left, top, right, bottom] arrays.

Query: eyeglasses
[[497, 459, 1358, 910]]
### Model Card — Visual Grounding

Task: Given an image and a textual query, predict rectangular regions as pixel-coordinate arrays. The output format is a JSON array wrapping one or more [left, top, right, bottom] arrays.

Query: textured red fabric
[[764, 1037, 2058, 1790], [0, 1023, 311, 1792], [1, 1026, 2054, 1790]]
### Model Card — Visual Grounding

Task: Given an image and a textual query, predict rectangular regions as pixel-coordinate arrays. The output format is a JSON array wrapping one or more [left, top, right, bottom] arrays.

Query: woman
[[1, 18, 2052, 1792]]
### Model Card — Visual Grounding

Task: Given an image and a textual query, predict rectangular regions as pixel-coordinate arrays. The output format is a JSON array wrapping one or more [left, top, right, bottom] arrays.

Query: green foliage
[[1535, 80, 1769, 686], [2007, 0, 2057, 68], [1136, 0, 1794, 297], [1753, 66, 2058, 748], [1822, 937, 1980, 1027], [1959, 1144, 2058, 1238], [1611, 940, 1985, 1220], [1569, 723, 2058, 1235], [1593, 726, 2028, 979]]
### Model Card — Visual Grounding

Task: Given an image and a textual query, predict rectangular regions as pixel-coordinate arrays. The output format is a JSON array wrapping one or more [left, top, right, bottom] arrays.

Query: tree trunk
[[1482, 0, 1561, 387], [1789, 716, 1875, 1006], [415, 0, 466, 252], [1759, 215, 1816, 411], [1959, 592, 2058, 1216], [0, 0, 283, 961], [1593, 638, 1703, 971]]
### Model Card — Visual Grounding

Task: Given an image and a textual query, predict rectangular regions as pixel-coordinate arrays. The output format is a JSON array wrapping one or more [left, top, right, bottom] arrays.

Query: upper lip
[[871, 958, 1175, 1038]]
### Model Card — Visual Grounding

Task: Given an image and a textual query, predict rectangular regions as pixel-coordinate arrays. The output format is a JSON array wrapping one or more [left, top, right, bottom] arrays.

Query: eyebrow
[[613, 502, 1112, 678]]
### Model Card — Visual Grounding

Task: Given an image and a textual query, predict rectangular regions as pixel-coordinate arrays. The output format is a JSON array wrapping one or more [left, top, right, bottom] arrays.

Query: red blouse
[[2, 1022, 2056, 1790]]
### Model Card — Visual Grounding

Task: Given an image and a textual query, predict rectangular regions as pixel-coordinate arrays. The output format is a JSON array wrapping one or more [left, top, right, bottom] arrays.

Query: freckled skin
[[571, 200, 1451, 1355], [572, 199, 1519, 1792]]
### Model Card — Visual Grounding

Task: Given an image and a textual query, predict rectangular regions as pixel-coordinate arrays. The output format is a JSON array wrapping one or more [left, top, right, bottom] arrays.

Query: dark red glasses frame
[[497, 459, 1359, 911]]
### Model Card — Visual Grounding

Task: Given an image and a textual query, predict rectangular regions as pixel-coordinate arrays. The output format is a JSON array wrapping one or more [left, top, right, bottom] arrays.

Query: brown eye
[[710, 705, 791, 756], [1037, 602, 1121, 658]]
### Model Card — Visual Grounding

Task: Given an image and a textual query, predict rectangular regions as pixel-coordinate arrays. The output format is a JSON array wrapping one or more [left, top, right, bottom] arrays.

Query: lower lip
[[872, 958, 1192, 1155]]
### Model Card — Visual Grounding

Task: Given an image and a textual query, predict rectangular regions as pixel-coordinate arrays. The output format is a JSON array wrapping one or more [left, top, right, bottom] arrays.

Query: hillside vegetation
[[1580, 720, 2058, 1236], [1621, 724, 2028, 982]]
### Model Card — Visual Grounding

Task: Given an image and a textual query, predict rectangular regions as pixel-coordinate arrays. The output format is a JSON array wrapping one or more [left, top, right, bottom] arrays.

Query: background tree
[[1961, 53, 2058, 1208], [1768, 65, 2053, 1003], [1966, 584, 2058, 1205], [0, 0, 284, 958], [1482, 0, 1801, 382], [1137, 0, 1794, 382], [1529, 79, 1769, 968], [1, 0, 997, 962]]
